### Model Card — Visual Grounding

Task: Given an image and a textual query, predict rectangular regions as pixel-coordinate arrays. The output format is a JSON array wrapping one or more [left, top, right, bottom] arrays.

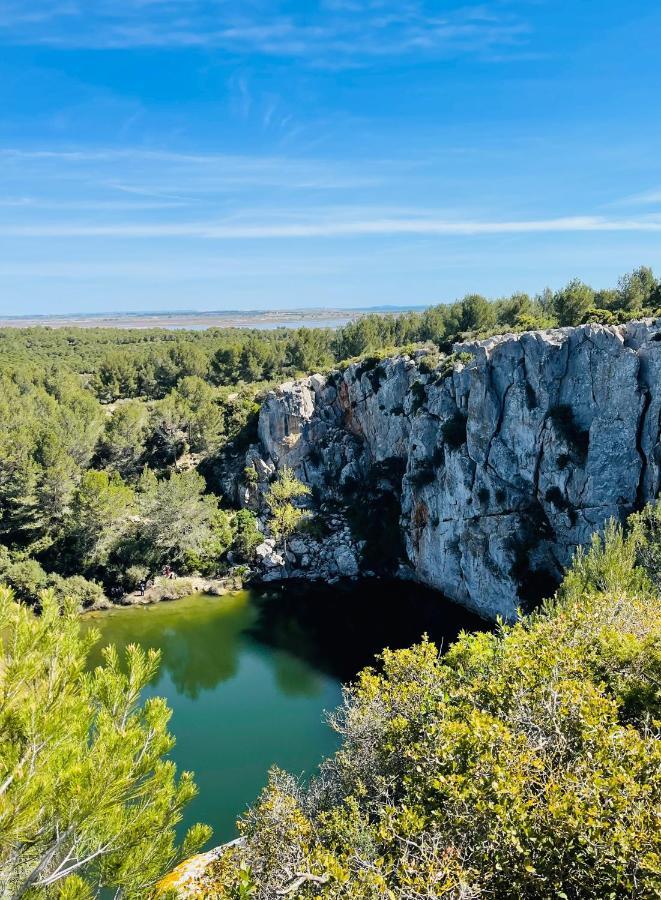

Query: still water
[[84, 581, 484, 846]]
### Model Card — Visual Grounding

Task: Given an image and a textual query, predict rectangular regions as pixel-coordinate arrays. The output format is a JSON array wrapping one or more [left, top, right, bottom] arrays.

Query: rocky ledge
[[239, 319, 661, 621]]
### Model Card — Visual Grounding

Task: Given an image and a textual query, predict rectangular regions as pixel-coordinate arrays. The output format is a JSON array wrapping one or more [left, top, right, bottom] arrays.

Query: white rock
[[254, 319, 661, 620]]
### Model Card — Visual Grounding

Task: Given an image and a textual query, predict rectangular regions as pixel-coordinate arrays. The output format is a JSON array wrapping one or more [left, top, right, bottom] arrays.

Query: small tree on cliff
[[0, 586, 211, 898], [265, 467, 311, 550]]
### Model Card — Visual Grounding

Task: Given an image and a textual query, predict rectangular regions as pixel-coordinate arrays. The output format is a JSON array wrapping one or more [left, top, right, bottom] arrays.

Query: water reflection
[[86, 592, 253, 697], [84, 582, 486, 843], [248, 578, 486, 682]]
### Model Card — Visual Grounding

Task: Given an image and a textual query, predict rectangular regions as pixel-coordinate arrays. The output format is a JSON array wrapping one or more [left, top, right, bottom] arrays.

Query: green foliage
[[553, 278, 596, 326], [434, 350, 473, 382], [97, 400, 149, 477], [265, 467, 311, 546], [232, 509, 262, 561], [135, 469, 231, 573], [0, 586, 210, 897], [68, 469, 137, 572], [203, 505, 661, 899]]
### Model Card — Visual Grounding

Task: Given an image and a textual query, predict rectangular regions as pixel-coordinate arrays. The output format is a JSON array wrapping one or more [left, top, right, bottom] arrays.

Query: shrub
[[243, 465, 258, 484], [434, 351, 474, 382], [233, 509, 262, 561]]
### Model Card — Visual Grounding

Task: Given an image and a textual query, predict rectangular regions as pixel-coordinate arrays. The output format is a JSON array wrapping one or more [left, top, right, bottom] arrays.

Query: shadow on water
[[84, 580, 488, 844], [247, 578, 487, 683]]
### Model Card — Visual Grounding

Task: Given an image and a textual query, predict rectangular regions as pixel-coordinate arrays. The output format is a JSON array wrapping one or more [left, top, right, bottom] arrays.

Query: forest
[[0, 266, 659, 609]]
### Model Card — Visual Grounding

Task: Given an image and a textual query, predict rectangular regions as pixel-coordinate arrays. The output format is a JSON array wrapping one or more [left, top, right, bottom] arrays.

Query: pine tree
[[0, 586, 211, 898], [265, 467, 311, 550]]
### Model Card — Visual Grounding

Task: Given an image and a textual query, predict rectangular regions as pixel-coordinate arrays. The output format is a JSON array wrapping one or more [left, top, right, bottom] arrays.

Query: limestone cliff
[[249, 320, 661, 620]]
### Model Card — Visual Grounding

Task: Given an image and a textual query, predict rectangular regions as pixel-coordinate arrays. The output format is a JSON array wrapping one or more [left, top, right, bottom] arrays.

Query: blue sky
[[1, 0, 660, 314]]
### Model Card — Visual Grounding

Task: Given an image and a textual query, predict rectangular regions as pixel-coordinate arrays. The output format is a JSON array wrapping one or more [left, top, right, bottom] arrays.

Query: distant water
[[83, 581, 485, 845], [165, 317, 355, 331]]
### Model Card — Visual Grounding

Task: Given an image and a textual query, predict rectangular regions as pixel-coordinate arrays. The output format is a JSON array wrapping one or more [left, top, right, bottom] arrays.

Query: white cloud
[[2, 214, 661, 239], [618, 188, 661, 206], [0, 1, 531, 63], [0, 146, 400, 193]]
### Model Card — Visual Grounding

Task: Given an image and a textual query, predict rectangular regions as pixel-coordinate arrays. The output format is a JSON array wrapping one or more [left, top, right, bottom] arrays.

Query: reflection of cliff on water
[[247, 578, 487, 683], [84, 590, 334, 700], [83, 581, 487, 699]]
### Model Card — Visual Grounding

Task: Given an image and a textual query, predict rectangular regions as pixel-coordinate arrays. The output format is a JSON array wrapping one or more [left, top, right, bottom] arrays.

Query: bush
[[124, 563, 150, 590], [233, 509, 262, 561], [0, 587, 209, 895], [48, 573, 106, 609]]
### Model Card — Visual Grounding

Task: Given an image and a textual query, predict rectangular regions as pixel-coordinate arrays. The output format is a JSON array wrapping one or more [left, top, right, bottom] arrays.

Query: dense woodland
[[0, 266, 659, 607]]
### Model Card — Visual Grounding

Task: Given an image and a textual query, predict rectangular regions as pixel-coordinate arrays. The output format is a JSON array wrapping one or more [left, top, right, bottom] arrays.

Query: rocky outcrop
[[253, 526, 363, 584], [248, 320, 661, 620]]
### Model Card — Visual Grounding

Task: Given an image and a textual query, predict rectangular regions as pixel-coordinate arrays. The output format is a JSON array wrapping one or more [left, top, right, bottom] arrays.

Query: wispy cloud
[[0, 1, 532, 64], [0, 146, 401, 195], [617, 188, 661, 207], [2, 214, 661, 239]]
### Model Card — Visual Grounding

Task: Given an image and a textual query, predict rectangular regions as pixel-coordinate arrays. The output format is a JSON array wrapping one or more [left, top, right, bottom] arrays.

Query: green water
[[84, 580, 485, 848], [84, 591, 342, 845]]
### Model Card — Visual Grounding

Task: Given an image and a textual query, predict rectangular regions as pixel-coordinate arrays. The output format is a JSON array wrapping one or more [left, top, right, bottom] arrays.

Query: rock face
[[249, 320, 661, 620]]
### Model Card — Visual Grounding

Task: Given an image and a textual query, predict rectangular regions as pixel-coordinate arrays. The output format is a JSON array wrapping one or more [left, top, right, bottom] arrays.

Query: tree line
[[2, 266, 659, 403]]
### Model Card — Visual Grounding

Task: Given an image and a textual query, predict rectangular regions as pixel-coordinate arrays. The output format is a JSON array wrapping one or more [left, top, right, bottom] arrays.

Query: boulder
[[333, 545, 360, 577]]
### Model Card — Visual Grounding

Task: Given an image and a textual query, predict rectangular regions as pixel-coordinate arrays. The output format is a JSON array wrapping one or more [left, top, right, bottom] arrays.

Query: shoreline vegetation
[[82, 573, 245, 610]]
